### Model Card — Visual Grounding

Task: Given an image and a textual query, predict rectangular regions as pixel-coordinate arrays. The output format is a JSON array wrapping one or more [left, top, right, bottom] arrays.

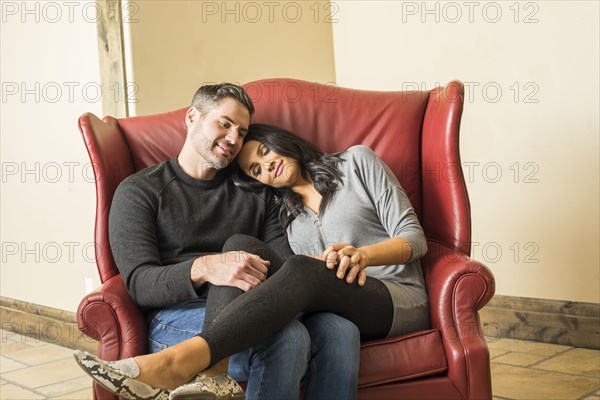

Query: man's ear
[[185, 106, 200, 128]]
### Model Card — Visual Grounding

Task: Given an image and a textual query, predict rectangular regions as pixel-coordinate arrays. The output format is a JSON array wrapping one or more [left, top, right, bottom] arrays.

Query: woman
[[74, 124, 430, 400]]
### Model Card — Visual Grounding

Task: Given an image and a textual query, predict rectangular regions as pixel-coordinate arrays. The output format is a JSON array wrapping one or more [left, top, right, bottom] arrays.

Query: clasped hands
[[192, 244, 370, 292], [322, 243, 369, 286]]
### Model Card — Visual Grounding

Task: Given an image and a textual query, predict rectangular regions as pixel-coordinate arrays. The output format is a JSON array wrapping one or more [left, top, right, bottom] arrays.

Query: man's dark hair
[[191, 83, 255, 116]]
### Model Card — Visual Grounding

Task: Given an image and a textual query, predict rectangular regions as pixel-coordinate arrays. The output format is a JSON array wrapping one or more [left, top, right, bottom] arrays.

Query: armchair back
[[79, 78, 470, 282]]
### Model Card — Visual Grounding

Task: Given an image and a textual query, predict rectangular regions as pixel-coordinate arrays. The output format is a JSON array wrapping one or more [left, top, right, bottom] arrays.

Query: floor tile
[[0, 342, 33, 354], [491, 363, 599, 400], [0, 355, 28, 373], [487, 337, 573, 356], [51, 387, 94, 400], [0, 330, 20, 342], [535, 348, 600, 378], [14, 337, 48, 347], [0, 332, 597, 400], [2, 330, 46, 347], [2, 358, 87, 388], [0, 383, 45, 399], [36, 375, 93, 398], [493, 351, 549, 367], [489, 347, 510, 359], [4, 344, 73, 365]]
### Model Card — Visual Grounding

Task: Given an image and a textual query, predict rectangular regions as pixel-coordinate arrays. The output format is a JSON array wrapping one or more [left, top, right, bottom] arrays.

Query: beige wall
[[0, 0, 336, 313], [1, 1, 102, 312], [331, 1, 599, 303], [127, 0, 336, 115], [2, 0, 598, 314]]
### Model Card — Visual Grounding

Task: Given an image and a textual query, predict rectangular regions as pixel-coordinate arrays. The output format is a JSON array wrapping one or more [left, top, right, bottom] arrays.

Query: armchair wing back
[[77, 79, 495, 400]]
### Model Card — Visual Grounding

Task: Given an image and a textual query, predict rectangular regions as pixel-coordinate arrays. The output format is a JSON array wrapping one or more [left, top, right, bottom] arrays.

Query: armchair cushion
[[358, 329, 447, 388]]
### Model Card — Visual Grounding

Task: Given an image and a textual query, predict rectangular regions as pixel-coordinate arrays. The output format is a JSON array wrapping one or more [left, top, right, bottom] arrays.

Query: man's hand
[[322, 243, 368, 286], [190, 251, 270, 292]]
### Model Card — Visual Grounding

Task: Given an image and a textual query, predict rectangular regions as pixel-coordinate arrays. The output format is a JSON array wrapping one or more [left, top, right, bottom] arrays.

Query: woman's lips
[[274, 160, 284, 178]]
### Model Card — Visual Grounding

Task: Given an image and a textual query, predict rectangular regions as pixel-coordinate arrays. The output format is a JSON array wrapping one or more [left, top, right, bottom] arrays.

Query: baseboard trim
[[0, 296, 97, 354], [480, 294, 600, 349], [1, 295, 598, 351]]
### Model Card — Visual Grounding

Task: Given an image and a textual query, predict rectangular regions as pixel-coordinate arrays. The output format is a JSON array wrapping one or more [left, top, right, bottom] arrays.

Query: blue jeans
[[148, 298, 359, 400]]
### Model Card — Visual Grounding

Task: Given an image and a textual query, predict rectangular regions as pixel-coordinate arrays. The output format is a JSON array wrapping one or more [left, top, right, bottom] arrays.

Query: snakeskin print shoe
[[169, 372, 245, 400], [73, 350, 170, 400]]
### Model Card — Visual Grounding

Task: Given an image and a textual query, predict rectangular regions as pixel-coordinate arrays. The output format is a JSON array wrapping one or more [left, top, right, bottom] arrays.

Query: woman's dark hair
[[233, 124, 345, 230]]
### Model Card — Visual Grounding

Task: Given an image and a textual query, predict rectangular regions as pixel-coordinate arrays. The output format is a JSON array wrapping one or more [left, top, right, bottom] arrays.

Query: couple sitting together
[[74, 83, 430, 400]]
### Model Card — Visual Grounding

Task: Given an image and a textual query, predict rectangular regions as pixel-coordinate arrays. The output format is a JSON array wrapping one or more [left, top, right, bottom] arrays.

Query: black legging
[[200, 234, 394, 366]]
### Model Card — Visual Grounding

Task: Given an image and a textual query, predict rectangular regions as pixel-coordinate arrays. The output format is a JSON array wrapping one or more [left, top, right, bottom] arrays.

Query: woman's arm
[[323, 237, 412, 286], [359, 236, 412, 266], [323, 146, 428, 286]]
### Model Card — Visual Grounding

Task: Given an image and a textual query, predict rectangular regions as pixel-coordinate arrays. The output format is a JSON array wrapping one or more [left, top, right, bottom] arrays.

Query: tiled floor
[[1, 329, 599, 399], [1, 330, 92, 399], [488, 337, 599, 400]]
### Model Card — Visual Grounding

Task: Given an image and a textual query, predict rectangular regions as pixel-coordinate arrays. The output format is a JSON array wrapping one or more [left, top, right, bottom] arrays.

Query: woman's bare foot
[[74, 348, 235, 400], [203, 358, 230, 378], [134, 336, 212, 390]]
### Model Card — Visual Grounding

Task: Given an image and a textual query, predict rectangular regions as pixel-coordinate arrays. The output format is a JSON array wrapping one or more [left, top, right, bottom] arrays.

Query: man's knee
[[330, 315, 360, 341], [266, 319, 311, 356], [304, 313, 360, 350]]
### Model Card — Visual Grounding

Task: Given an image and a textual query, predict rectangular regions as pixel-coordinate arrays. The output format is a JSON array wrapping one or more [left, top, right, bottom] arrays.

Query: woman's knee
[[222, 234, 265, 253], [282, 254, 325, 278]]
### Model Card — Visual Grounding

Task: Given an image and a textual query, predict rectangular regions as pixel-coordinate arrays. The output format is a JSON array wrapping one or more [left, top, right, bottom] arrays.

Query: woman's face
[[237, 140, 301, 188]]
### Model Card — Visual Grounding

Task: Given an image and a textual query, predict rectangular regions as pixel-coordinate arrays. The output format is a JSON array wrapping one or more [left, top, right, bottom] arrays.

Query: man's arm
[[110, 178, 271, 309], [190, 191, 287, 289], [109, 178, 200, 309]]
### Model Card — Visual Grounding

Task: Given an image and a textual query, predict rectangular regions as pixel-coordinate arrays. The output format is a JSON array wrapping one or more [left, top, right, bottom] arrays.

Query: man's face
[[187, 97, 251, 171]]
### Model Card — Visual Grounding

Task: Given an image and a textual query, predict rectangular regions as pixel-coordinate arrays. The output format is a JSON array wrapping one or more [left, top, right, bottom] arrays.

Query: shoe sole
[[170, 394, 245, 400]]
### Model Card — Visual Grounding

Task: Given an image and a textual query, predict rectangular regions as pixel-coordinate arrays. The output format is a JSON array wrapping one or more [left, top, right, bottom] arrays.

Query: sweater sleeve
[[108, 177, 199, 309], [350, 146, 428, 262]]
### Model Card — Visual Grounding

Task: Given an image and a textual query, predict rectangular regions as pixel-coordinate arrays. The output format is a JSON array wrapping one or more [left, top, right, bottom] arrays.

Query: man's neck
[[178, 147, 218, 180]]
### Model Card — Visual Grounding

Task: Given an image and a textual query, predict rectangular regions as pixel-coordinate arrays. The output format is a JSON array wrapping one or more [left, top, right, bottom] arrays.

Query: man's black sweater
[[108, 157, 291, 310]]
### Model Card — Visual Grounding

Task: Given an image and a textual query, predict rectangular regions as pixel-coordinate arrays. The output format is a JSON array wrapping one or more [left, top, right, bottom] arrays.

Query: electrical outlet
[[84, 277, 93, 294]]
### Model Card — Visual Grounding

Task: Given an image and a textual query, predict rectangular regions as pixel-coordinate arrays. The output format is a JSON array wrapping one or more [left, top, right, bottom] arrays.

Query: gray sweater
[[287, 145, 428, 292]]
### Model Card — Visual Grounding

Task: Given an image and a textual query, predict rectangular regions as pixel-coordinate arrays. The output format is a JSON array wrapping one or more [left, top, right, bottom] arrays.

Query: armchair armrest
[[76, 274, 147, 360], [422, 240, 495, 399]]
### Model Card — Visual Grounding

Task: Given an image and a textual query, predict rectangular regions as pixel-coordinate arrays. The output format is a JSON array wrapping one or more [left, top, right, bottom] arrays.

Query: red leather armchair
[[77, 79, 495, 400]]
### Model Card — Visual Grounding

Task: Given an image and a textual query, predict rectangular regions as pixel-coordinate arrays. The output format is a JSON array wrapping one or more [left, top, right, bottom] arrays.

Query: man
[[108, 83, 360, 399]]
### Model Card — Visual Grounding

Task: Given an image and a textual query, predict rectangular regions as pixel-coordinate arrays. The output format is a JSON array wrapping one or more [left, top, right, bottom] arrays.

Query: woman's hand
[[322, 243, 369, 286]]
